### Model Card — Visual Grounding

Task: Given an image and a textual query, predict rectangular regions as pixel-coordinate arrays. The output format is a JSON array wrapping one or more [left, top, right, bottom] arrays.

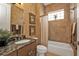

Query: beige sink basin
[[15, 39, 31, 44]]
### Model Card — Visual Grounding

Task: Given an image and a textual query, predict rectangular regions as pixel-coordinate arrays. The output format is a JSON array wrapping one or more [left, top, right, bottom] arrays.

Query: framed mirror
[[29, 25, 35, 36], [29, 13, 35, 24]]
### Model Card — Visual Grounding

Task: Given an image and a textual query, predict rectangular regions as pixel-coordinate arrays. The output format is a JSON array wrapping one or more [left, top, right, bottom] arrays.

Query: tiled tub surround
[[0, 39, 36, 56]]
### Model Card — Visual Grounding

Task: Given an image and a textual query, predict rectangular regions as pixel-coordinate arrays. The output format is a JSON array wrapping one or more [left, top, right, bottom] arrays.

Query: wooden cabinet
[[18, 42, 37, 56], [6, 41, 37, 56], [6, 50, 17, 56]]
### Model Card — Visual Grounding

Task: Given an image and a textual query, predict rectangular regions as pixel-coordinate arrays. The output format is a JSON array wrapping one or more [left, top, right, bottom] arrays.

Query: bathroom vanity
[[0, 39, 37, 56]]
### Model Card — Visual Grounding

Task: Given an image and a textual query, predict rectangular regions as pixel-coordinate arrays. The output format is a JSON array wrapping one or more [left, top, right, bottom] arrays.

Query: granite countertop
[[0, 39, 36, 56]]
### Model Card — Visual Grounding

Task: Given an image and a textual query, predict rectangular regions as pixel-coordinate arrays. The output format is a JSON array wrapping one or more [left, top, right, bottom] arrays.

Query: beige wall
[[46, 3, 72, 43], [22, 3, 36, 36], [35, 4, 41, 44], [11, 3, 41, 44]]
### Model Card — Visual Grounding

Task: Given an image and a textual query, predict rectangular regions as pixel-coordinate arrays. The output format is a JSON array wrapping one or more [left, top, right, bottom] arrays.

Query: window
[[48, 9, 64, 21]]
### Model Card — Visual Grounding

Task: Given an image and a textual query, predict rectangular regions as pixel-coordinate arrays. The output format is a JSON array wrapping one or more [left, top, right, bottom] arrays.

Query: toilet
[[37, 45, 47, 56]]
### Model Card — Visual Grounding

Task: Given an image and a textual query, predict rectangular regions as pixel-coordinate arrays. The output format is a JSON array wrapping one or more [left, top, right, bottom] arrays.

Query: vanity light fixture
[[15, 3, 23, 5], [18, 3, 23, 5], [21, 3, 23, 5]]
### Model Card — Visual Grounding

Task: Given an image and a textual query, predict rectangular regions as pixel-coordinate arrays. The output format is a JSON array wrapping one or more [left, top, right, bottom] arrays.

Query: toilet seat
[[37, 45, 47, 56]]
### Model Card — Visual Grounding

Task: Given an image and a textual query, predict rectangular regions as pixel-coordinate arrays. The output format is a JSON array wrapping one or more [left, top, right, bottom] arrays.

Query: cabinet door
[[6, 51, 17, 56], [27, 42, 37, 56], [18, 46, 28, 56], [18, 41, 37, 56]]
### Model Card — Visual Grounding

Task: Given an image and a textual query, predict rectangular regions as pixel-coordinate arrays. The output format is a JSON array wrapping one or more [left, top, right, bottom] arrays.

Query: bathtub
[[48, 40, 73, 56]]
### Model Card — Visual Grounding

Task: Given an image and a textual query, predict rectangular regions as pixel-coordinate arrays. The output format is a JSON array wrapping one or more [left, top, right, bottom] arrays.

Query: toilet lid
[[37, 45, 47, 50]]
